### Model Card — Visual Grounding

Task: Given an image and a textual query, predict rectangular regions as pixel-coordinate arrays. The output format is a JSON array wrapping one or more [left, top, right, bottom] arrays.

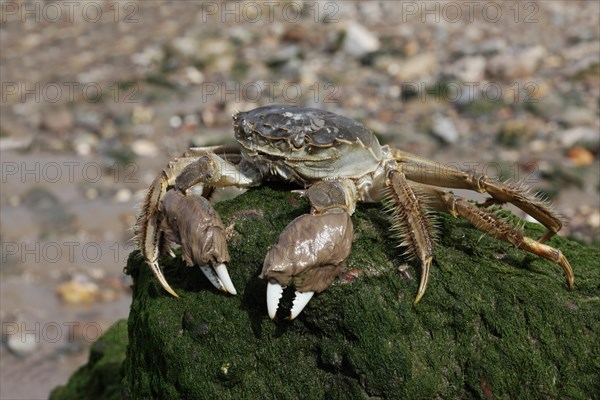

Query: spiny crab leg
[[385, 168, 436, 304], [416, 184, 574, 289], [137, 169, 184, 298], [393, 149, 564, 243]]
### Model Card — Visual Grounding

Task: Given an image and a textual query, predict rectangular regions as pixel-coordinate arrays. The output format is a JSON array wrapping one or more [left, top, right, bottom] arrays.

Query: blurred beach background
[[1, 1, 598, 398]]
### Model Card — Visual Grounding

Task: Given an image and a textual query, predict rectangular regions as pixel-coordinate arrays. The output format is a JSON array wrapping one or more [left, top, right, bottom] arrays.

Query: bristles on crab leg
[[448, 196, 574, 289], [386, 169, 436, 304], [136, 171, 181, 298], [415, 184, 575, 290]]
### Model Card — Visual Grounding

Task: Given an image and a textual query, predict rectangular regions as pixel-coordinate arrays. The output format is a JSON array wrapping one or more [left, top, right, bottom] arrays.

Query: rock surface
[[50, 320, 128, 400], [53, 186, 599, 399]]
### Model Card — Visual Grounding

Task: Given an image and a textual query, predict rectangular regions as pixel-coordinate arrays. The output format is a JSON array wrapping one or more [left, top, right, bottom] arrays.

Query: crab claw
[[260, 212, 353, 320], [200, 263, 237, 295], [290, 290, 315, 319], [266, 282, 283, 319], [159, 189, 236, 295], [266, 282, 315, 320]]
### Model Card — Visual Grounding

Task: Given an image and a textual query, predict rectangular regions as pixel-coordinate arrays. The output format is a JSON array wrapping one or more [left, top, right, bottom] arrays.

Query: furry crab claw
[[259, 212, 353, 320], [159, 189, 237, 295]]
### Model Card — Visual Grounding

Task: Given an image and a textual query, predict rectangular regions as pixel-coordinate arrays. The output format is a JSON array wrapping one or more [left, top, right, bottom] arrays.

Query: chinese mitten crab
[[135, 105, 573, 320]]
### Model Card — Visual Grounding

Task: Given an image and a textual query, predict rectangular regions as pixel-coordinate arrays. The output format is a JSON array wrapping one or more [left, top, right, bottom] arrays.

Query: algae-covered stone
[[120, 185, 599, 399], [50, 320, 128, 400]]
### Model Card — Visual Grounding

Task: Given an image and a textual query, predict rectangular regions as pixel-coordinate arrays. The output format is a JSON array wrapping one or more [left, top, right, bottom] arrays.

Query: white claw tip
[[214, 263, 237, 295], [289, 291, 315, 320], [266, 282, 284, 319]]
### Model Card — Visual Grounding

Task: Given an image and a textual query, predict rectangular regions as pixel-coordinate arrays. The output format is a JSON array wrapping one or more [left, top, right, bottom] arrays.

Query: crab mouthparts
[[267, 282, 315, 320]]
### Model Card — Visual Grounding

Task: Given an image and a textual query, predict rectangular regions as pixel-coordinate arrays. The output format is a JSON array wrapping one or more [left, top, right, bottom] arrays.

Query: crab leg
[[185, 144, 243, 165], [136, 152, 258, 297], [260, 180, 356, 319], [385, 168, 437, 303], [392, 149, 563, 243], [414, 184, 574, 289], [135, 157, 200, 298]]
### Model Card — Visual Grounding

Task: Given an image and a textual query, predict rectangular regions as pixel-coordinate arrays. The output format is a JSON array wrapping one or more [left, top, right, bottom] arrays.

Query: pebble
[[98, 288, 121, 303], [41, 108, 74, 135], [589, 212, 600, 229], [0, 135, 34, 151], [84, 187, 99, 200], [394, 52, 437, 81], [4, 322, 39, 357], [446, 56, 486, 82], [184, 66, 204, 84], [75, 111, 102, 132], [56, 280, 100, 305], [132, 106, 154, 125], [560, 127, 600, 147], [132, 139, 159, 157], [560, 107, 597, 127], [172, 37, 198, 57], [487, 46, 546, 79], [88, 268, 106, 280], [8, 195, 21, 207], [200, 110, 215, 128], [529, 140, 547, 154], [113, 188, 133, 203], [342, 22, 380, 57], [131, 46, 163, 67], [566, 146, 594, 166], [184, 114, 200, 128], [431, 115, 459, 144], [498, 120, 532, 147], [72, 132, 99, 156], [169, 115, 183, 129], [99, 120, 117, 139]]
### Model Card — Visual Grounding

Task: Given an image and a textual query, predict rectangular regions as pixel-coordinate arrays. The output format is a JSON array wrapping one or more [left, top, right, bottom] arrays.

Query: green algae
[[50, 319, 128, 400], [53, 185, 599, 399], [123, 185, 599, 399]]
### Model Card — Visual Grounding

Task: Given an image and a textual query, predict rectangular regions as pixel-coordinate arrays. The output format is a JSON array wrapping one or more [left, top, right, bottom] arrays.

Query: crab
[[135, 105, 574, 320]]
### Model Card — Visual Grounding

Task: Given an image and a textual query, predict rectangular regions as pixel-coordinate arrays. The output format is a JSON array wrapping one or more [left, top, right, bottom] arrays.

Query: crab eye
[[291, 134, 305, 149]]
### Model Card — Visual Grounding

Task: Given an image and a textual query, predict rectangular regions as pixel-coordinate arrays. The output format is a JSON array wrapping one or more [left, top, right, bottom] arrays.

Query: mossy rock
[[53, 185, 600, 399], [121, 185, 599, 399], [50, 320, 128, 400]]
